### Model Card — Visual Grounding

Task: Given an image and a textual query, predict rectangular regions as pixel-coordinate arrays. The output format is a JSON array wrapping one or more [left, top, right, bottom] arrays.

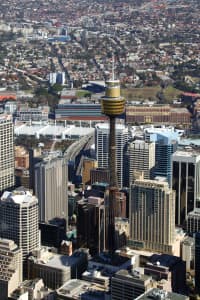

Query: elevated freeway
[[64, 132, 94, 162]]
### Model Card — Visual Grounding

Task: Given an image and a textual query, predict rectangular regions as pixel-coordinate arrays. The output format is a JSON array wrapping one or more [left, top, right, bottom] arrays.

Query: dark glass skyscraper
[[172, 150, 200, 226]]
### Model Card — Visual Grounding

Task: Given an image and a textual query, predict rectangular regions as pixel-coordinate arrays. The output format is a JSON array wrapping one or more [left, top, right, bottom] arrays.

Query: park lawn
[[121, 86, 161, 101], [163, 85, 182, 102], [76, 90, 92, 98], [122, 85, 183, 103]]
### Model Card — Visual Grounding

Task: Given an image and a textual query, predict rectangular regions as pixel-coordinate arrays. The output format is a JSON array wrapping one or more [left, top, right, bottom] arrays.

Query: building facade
[[126, 105, 191, 128], [145, 129, 179, 187], [90, 167, 110, 185], [77, 197, 105, 255], [172, 150, 200, 226], [95, 123, 128, 188], [55, 103, 107, 121], [111, 269, 153, 300], [34, 156, 68, 224], [186, 210, 200, 234], [15, 105, 49, 122], [0, 115, 15, 194], [0, 239, 22, 300], [0, 189, 40, 260], [130, 179, 175, 254], [128, 140, 155, 185], [82, 158, 98, 187], [145, 254, 187, 294], [28, 249, 88, 290], [195, 232, 200, 293]]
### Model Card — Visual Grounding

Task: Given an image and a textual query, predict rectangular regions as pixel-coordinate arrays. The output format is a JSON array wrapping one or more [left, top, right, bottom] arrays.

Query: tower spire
[[112, 53, 115, 81]]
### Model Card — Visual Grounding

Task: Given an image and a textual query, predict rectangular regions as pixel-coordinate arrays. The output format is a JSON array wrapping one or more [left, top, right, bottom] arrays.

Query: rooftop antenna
[[112, 53, 115, 81]]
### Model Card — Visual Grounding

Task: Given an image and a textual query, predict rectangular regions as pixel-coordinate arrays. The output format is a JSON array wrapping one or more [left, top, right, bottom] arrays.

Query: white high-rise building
[[34, 156, 68, 224], [0, 238, 23, 300], [0, 189, 40, 259], [49, 72, 57, 85], [128, 140, 155, 184], [130, 179, 175, 254], [95, 123, 128, 188], [0, 115, 15, 193]]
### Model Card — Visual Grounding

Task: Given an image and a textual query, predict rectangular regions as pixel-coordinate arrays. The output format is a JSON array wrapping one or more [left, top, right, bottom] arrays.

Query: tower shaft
[[109, 116, 118, 188]]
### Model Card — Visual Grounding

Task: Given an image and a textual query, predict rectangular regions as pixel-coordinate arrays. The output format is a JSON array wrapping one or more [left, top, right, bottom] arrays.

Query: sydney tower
[[101, 78, 125, 252]]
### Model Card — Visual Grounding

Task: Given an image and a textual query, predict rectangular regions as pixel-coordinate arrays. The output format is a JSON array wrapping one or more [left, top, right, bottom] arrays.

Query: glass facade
[[173, 161, 195, 225]]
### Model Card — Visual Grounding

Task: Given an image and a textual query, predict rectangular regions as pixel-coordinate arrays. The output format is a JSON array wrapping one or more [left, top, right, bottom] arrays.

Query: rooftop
[[57, 279, 105, 298], [91, 252, 129, 267], [14, 123, 94, 138], [172, 149, 200, 163], [0, 114, 12, 122], [95, 122, 126, 130], [115, 269, 151, 283], [33, 249, 86, 269], [149, 254, 182, 269], [135, 288, 189, 300], [1, 190, 37, 205], [179, 138, 200, 147]]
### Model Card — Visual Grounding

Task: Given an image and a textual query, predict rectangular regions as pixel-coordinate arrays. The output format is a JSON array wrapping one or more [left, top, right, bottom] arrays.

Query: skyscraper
[[145, 128, 179, 187], [77, 196, 105, 254], [0, 239, 23, 300], [172, 149, 200, 226], [95, 123, 128, 188], [130, 179, 175, 254], [34, 156, 68, 224], [0, 189, 40, 259], [128, 140, 155, 185], [0, 115, 15, 194], [100, 77, 126, 251]]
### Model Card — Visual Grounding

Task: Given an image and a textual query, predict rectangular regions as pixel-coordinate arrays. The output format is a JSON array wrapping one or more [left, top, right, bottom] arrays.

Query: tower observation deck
[[101, 80, 125, 117]]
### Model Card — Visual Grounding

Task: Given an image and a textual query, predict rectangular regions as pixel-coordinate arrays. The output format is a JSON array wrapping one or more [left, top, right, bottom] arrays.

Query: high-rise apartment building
[[130, 179, 175, 254], [0, 115, 15, 194], [0, 239, 23, 300], [145, 128, 179, 187], [95, 123, 128, 188], [0, 189, 40, 259], [128, 140, 155, 185], [34, 156, 68, 224], [172, 149, 200, 226]]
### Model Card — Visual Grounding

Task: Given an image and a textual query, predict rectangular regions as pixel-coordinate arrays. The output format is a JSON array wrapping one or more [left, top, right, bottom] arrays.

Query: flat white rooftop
[[95, 122, 126, 130], [1, 190, 37, 205], [14, 123, 94, 139]]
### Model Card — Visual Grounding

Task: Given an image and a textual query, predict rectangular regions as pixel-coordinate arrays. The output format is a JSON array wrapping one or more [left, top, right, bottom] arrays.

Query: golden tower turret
[[101, 80, 125, 117]]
